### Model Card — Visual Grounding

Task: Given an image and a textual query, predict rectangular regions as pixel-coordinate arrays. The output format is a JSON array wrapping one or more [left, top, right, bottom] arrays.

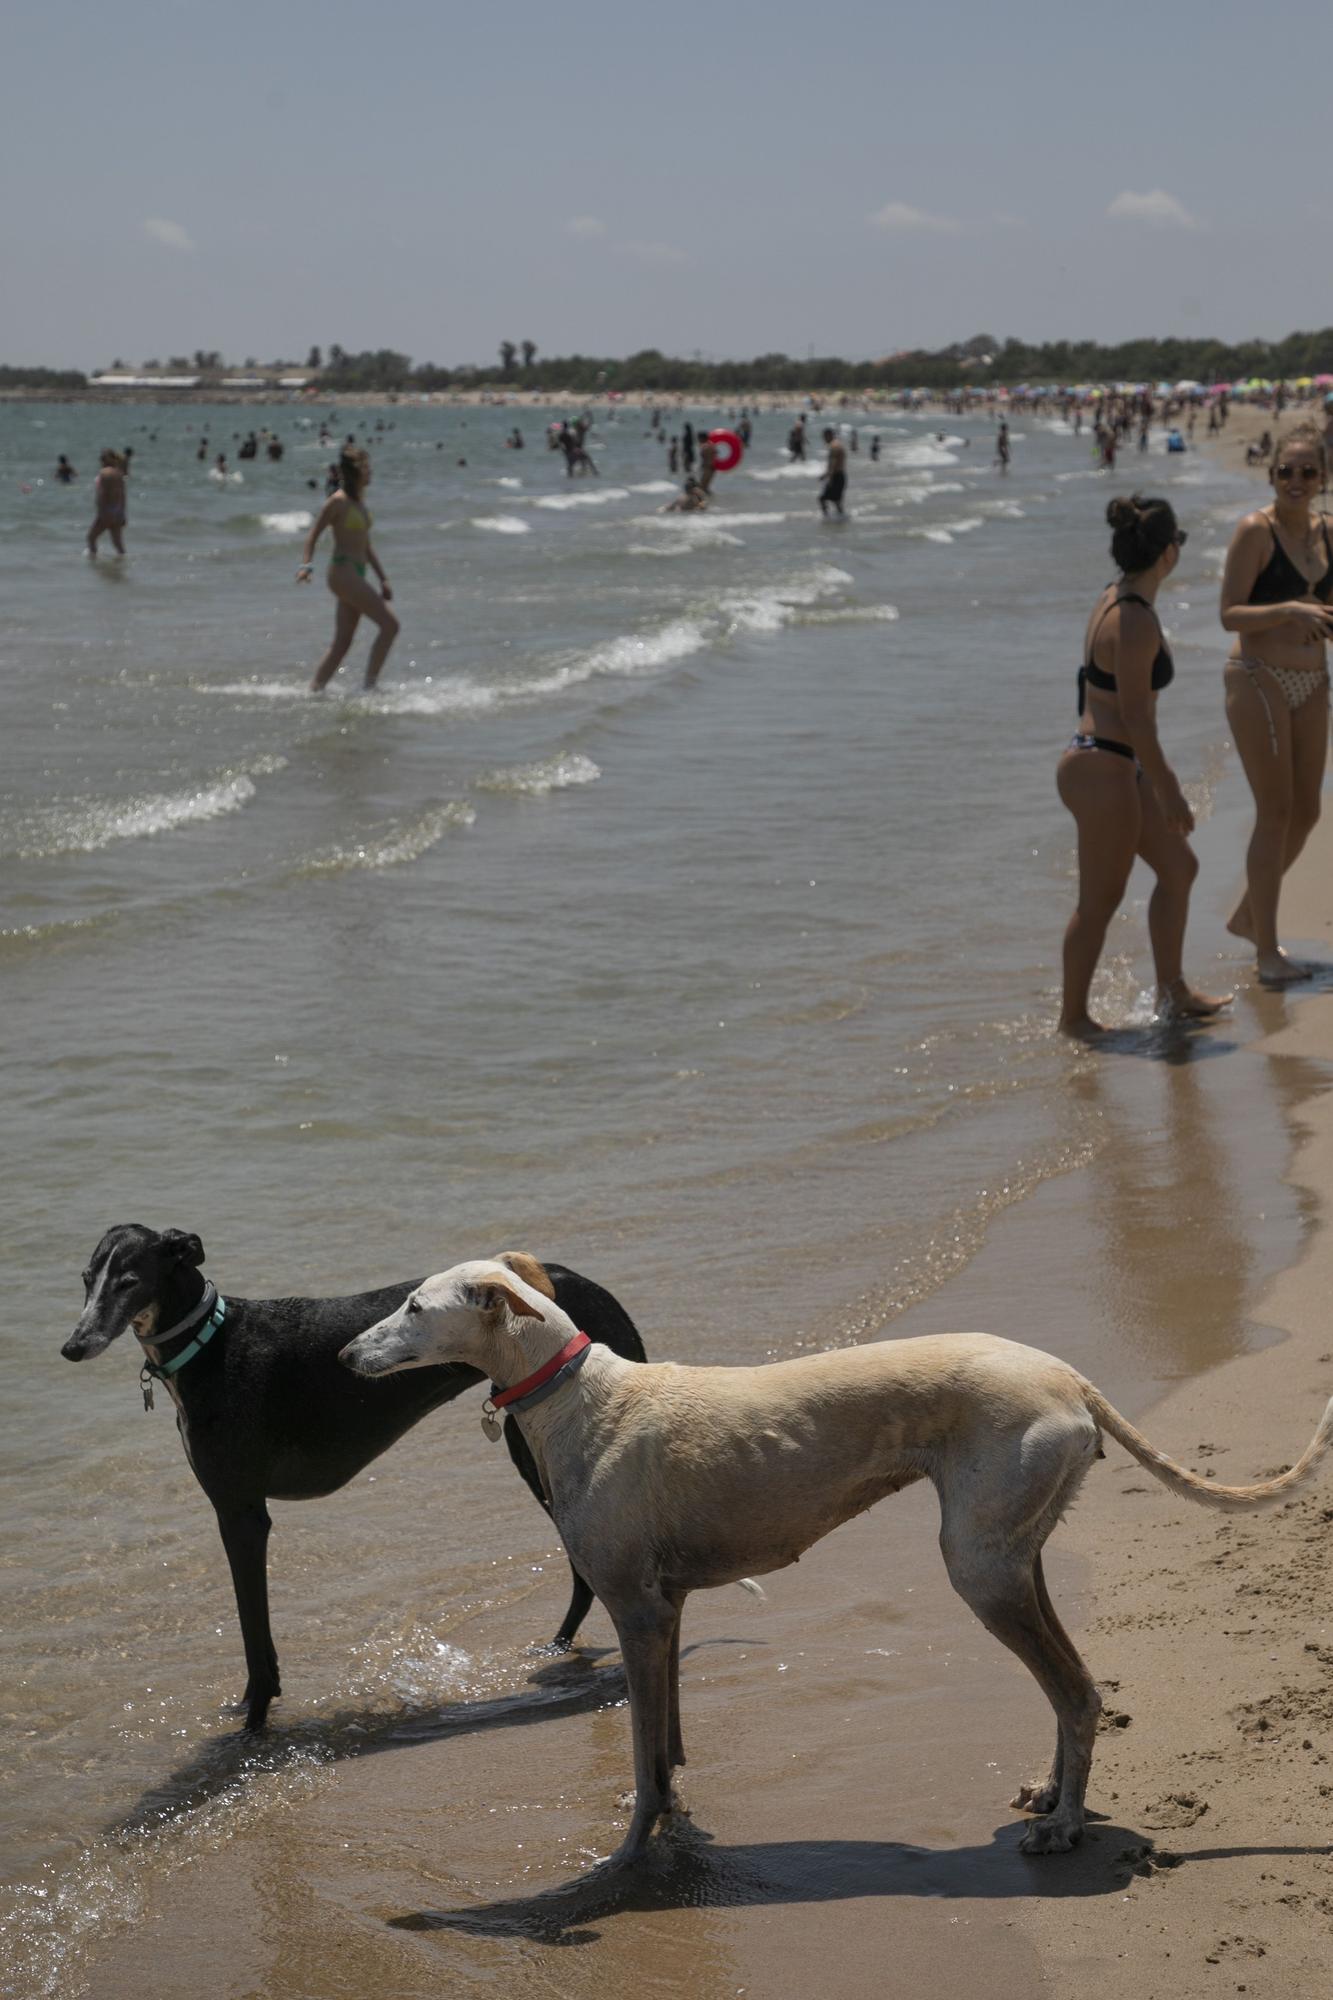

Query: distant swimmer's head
[[1267, 419, 1326, 496], [823, 427, 836, 442], [338, 446, 371, 499], [1106, 493, 1181, 576]]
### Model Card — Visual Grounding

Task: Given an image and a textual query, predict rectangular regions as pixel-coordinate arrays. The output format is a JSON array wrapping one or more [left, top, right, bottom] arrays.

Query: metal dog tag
[[140, 1368, 155, 1412], [481, 1401, 502, 1444]]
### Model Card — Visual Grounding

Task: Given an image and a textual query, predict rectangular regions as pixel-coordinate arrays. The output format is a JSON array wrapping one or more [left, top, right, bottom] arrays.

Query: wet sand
[[65, 872, 1333, 1998]]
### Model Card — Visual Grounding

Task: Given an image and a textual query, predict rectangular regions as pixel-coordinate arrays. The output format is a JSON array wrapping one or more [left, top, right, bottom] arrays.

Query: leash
[[480, 1331, 591, 1442], [139, 1288, 227, 1410]]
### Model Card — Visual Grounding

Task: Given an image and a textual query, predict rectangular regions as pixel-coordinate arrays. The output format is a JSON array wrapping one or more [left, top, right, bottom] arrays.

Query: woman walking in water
[[1220, 419, 1333, 984], [1056, 495, 1230, 1036], [87, 449, 128, 556], [296, 446, 399, 692]]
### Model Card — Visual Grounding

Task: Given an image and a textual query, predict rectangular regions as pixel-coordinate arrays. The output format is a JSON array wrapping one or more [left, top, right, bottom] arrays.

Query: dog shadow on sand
[[111, 1641, 725, 1835], [386, 1812, 1330, 1948]]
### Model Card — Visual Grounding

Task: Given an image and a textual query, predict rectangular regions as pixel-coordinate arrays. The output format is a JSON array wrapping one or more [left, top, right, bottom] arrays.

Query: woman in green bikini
[[297, 446, 400, 692]]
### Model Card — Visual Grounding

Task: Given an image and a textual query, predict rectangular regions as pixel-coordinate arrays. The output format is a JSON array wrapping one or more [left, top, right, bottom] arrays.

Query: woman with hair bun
[[297, 446, 400, 693], [1056, 493, 1230, 1036], [1220, 418, 1333, 983]]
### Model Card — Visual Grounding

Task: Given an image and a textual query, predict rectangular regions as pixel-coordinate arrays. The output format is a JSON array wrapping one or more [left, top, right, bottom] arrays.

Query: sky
[[5, 0, 1331, 371]]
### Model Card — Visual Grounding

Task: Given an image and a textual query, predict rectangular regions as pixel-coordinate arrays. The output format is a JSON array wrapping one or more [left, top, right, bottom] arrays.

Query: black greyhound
[[62, 1224, 646, 1730]]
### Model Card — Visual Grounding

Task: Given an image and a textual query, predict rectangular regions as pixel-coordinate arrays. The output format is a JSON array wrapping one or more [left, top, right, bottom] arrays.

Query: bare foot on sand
[[1059, 1014, 1108, 1042], [1257, 949, 1310, 986], [1158, 979, 1234, 1019]]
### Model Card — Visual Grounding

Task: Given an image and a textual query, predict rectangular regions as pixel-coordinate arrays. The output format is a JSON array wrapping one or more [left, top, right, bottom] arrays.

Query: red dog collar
[[490, 1331, 591, 1412]]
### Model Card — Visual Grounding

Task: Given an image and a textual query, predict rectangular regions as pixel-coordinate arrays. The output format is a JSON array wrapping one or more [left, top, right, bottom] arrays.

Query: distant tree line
[[8, 328, 1333, 396], [251, 327, 1333, 391]]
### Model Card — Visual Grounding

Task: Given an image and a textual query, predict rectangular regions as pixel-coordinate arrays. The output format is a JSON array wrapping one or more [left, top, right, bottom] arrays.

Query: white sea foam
[[208, 469, 244, 485], [629, 480, 679, 495], [748, 461, 824, 482], [259, 510, 313, 535], [10, 755, 286, 859], [470, 514, 531, 534], [304, 800, 476, 872], [885, 442, 960, 470], [633, 515, 745, 548], [477, 753, 602, 795], [529, 619, 711, 691], [719, 566, 853, 634], [709, 511, 791, 527], [904, 516, 985, 544], [533, 487, 630, 510], [495, 476, 523, 488], [802, 603, 901, 624], [978, 500, 1027, 519]]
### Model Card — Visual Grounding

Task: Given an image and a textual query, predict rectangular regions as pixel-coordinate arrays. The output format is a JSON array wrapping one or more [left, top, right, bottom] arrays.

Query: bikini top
[[1077, 590, 1174, 714], [341, 498, 370, 534], [1247, 517, 1333, 605]]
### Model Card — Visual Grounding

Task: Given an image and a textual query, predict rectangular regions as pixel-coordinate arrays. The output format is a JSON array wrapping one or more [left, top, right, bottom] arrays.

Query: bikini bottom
[[330, 555, 367, 579], [1236, 655, 1329, 755], [1068, 732, 1140, 772]]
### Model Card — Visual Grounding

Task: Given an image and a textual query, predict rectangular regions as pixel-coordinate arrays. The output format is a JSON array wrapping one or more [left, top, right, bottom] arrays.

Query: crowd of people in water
[[56, 389, 1333, 1017]]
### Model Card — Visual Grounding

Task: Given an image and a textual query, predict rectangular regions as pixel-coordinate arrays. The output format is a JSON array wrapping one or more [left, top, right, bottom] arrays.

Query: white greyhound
[[340, 1257, 1333, 1862]]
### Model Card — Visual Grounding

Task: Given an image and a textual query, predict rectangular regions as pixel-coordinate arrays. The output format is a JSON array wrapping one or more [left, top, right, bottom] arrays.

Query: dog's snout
[[61, 1335, 88, 1362]]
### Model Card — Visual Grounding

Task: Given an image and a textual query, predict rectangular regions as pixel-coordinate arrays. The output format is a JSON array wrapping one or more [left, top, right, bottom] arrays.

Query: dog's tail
[[1082, 1382, 1333, 1512]]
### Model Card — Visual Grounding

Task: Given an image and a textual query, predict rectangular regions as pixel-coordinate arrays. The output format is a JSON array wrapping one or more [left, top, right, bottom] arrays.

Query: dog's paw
[[1010, 1778, 1060, 1816], [1017, 1814, 1083, 1856]]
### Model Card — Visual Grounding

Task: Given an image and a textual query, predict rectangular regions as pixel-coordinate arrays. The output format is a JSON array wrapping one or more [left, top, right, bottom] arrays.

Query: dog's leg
[[667, 1605, 686, 1771], [552, 1571, 595, 1650], [504, 1414, 596, 1647], [607, 1593, 678, 1860], [1009, 1552, 1089, 1815], [216, 1505, 281, 1731], [941, 1534, 1100, 1854]]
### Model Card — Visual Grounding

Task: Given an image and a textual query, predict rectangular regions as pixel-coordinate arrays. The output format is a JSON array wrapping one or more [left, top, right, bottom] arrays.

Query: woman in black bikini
[[1056, 495, 1231, 1037], [1221, 419, 1333, 984]]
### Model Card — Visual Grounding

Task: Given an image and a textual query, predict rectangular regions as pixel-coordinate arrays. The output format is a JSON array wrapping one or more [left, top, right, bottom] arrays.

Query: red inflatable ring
[[708, 428, 744, 472]]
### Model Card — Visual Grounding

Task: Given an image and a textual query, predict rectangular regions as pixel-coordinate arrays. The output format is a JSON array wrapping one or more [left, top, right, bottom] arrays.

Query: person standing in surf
[[818, 428, 847, 518], [1220, 419, 1333, 984], [296, 447, 399, 693], [1055, 494, 1230, 1036], [86, 450, 128, 557]]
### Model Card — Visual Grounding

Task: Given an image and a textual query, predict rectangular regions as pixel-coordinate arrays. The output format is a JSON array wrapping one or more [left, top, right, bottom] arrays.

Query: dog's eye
[[406, 1297, 422, 1315]]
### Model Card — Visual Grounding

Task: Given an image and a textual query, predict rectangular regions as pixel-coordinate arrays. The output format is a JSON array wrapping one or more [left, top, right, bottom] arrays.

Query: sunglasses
[[1275, 463, 1321, 482]]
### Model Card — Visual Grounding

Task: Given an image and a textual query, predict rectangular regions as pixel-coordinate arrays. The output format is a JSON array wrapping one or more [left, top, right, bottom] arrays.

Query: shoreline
[[14, 395, 1333, 1999]]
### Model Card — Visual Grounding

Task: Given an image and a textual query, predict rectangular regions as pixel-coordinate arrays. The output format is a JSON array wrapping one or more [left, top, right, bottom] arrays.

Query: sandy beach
[[18, 422, 1331, 2000]]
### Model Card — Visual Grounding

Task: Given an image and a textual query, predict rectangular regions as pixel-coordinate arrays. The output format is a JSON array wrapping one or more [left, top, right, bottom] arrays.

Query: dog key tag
[[481, 1399, 502, 1444], [140, 1368, 155, 1413]]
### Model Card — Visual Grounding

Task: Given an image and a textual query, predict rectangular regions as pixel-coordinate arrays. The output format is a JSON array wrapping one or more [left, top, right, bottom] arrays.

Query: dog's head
[[62, 1224, 206, 1361], [338, 1253, 554, 1381]]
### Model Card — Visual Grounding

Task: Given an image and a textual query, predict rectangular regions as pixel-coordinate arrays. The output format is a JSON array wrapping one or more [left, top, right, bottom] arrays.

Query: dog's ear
[[160, 1229, 206, 1269], [497, 1252, 556, 1302], [477, 1274, 546, 1323]]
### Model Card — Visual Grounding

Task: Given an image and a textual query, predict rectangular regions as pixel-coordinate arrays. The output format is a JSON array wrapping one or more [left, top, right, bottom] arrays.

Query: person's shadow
[[384, 1808, 1327, 1946]]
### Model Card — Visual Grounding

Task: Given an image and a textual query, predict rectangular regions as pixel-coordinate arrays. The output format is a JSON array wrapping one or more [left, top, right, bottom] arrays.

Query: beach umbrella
[[1314, 374, 1333, 388], [1174, 379, 1202, 391]]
